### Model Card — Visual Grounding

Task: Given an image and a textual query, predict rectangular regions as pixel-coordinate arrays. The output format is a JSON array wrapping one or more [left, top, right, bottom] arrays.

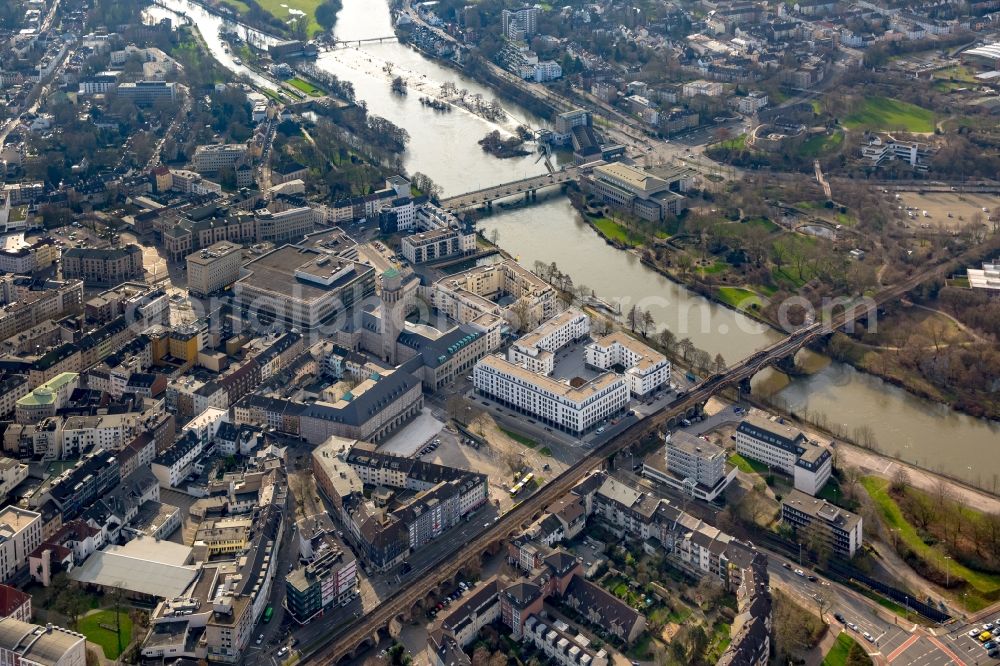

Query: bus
[[263, 606, 273, 623], [510, 473, 535, 497]]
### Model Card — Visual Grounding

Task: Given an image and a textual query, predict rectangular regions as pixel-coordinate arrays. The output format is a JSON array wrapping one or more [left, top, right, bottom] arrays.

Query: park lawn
[[697, 260, 728, 276], [800, 130, 844, 157], [822, 632, 865, 666], [744, 217, 779, 233], [717, 286, 762, 311], [843, 97, 935, 133], [810, 99, 823, 114], [713, 133, 747, 151], [934, 65, 978, 83], [286, 77, 324, 97], [592, 217, 645, 247], [219, 0, 251, 13], [256, 0, 323, 35], [499, 426, 537, 449], [79, 610, 133, 659], [861, 477, 1000, 606], [728, 453, 769, 475], [539, 447, 553, 457]]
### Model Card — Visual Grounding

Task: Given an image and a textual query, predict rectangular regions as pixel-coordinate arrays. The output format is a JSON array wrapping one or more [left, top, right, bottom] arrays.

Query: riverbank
[[571, 190, 1000, 425]]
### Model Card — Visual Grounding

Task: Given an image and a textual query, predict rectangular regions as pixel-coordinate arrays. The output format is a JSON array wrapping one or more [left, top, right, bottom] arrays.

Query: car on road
[[256, 634, 264, 645], [794, 569, 804, 577], [807, 575, 818, 582], [863, 632, 874, 643], [277, 647, 289, 657], [782, 562, 791, 569], [848, 623, 859, 632], [834, 613, 845, 623]]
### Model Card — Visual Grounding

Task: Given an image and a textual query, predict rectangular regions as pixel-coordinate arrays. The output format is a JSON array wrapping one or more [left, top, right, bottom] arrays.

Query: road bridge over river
[[303, 237, 1000, 665], [439, 168, 579, 211]]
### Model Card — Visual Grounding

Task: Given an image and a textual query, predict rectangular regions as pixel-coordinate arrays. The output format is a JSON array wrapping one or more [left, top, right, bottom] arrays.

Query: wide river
[[153, 0, 1000, 485]]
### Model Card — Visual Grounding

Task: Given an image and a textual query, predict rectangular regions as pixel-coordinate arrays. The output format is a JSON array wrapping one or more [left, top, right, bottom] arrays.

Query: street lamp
[[944, 555, 952, 589]]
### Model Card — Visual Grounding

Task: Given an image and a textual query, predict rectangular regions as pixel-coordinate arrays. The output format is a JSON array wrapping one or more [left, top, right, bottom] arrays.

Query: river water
[[156, 0, 1000, 485]]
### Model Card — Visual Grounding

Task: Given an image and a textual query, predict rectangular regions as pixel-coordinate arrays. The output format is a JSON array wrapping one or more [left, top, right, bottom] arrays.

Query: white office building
[[735, 414, 832, 496], [473, 355, 628, 435]]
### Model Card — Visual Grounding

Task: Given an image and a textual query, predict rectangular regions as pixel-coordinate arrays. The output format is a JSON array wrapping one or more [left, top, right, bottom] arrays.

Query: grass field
[[286, 77, 324, 97], [801, 130, 844, 157], [500, 426, 537, 449], [843, 97, 935, 133], [822, 632, 871, 666], [743, 217, 779, 233], [861, 477, 1000, 609], [79, 610, 133, 659], [219, 0, 251, 13], [592, 218, 645, 247], [728, 453, 769, 475], [717, 286, 762, 311], [256, 0, 323, 35]]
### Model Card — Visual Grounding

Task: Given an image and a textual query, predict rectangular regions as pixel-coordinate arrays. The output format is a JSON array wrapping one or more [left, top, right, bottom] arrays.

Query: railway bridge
[[302, 238, 1000, 665]]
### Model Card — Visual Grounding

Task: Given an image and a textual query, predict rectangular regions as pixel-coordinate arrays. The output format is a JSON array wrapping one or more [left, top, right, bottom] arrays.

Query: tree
[[712, 353, 727, 373], [678, 338, 695, 363], [656, 328, 677, 355], [639, 309, 655, 337], [889, 466, 909, 493], [626, 305, 640, 333]]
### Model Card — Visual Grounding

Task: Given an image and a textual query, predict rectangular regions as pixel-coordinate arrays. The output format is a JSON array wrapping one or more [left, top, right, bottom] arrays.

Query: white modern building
[[782, 489, 863, 558], [735, 414, 832, 496], [473, 354, 628, 435], [508, 308, 590, 375], [585, 332, 670, 396], [0, 507, 42, 583], [192, 144, 247, 173]]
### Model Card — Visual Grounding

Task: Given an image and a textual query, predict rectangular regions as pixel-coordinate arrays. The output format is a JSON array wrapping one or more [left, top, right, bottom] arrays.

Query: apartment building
[[116, 80, 177, 105], [643, 431, 737, 501], [735, 414, 832, 496], [0, 507, 42, 582], [0, 585, 31, 622], [186, 241, 243, 297], [0, 458, 28, 504], [664, 432, 725, 487], [473, 354, 629, 435], [0, 618, 85, 666], [15, 372, 79, 424], [682, 79, 725, 97], [60, 245, 143, 286], [585, 331, 670, 396], [400, 227, 476, 265], [253, 207, 315, 244], [0, 237, 58, 274], [430, 259, 558, 330], [151, 431, 204, 488], [192, 144, 247, 173], [521, 615, 609, 666], [781, 489, 863, 558], [0, 280, 83, 343], [285, 520, 357, 623], [508, 308, 590, 375]]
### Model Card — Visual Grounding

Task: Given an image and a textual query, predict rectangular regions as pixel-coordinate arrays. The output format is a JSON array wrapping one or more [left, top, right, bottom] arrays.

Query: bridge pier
[[738, 376, 752, 396], [775, 354, 798, 375]]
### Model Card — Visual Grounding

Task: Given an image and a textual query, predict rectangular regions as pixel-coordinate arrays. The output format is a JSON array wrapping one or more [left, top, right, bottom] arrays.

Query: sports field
[[843, 97, 934, 133]]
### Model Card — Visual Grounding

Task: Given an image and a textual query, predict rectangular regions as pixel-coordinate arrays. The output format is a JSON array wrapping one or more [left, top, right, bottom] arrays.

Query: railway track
[[305, 239, 997, 664]]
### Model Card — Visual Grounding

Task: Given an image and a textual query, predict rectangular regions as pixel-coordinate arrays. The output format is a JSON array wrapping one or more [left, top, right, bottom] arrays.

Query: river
[[156, 0, 1000, 485]]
